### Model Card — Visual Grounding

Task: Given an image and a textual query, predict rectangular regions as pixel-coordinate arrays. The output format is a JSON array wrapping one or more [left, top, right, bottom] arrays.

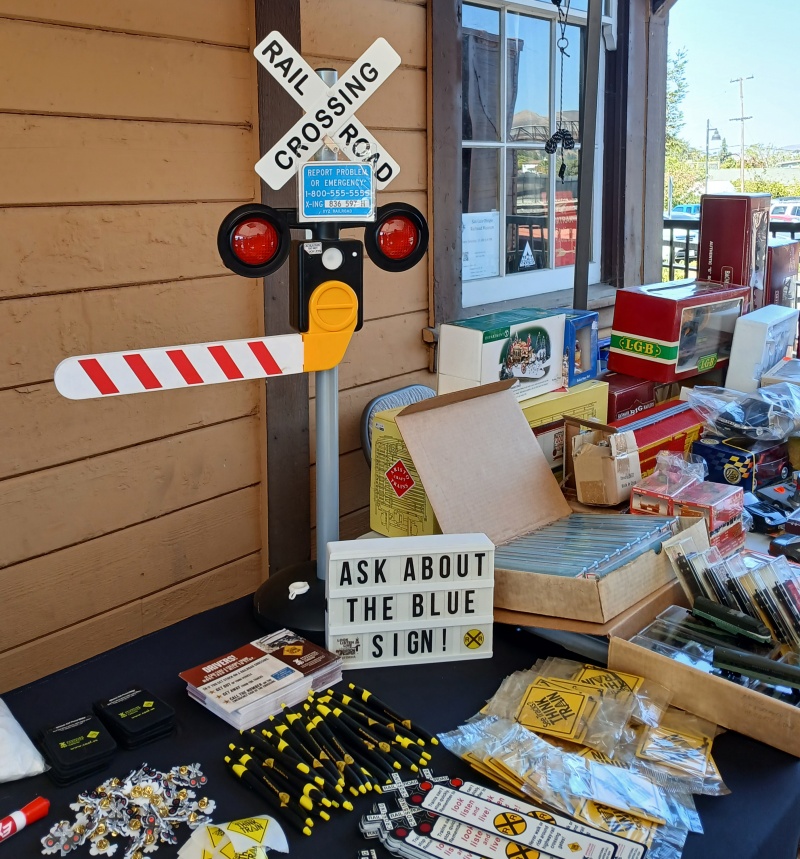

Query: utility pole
[[730, 75, 753, 192]]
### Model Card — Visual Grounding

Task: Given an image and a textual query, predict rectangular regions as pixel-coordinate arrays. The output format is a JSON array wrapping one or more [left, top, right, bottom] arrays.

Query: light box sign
[[326, 534, 495, 669]]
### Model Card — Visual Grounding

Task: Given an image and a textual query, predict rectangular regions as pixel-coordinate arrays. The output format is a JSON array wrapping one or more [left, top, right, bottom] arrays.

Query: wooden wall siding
[[0, 4, 264, 691], [299, 0, 435, 564]]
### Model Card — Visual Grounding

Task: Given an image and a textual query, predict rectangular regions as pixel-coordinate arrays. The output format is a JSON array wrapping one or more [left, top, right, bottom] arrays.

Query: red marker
[[0, 797, 50, 843]]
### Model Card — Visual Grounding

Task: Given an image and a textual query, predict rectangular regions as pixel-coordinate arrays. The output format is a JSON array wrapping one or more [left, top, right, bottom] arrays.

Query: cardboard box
[[608, 280, 751, 383], [437, 309, 565, 396], [530, 308, 599, 387], [762, 236, 800, 309], [612, 401, 705, 477], [370, 406, 440, 538], [609, 636, 800, 757], [698, 192, 771, 295], [601, 371, 656, 422], [494, 580, 688, 638], [391, 382, 686, 622], [370, 382, 610, 536], [725, 304, 799, 393], [517, 379, 609, 473], [762, 357, 800, 387], [571, 426, 641, 506]]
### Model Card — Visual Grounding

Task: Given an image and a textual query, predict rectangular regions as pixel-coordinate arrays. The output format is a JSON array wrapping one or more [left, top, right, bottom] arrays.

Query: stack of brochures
[[179, 629, 343, 730]]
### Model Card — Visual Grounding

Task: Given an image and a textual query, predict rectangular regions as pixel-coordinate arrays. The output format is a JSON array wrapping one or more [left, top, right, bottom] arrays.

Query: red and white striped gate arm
[[54, 334, 305, 400]]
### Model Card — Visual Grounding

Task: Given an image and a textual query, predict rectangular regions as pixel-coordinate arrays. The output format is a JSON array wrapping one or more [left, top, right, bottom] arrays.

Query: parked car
[[671, 204, 701, 217], [663, 210, 699, 264], [770, 200, 800, 223]]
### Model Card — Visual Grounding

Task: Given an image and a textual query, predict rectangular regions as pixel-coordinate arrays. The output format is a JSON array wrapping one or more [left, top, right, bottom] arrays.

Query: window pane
[[462, 4, 501, 142], [554, 24, 585, 144], [462, 148, 501, 281], [506, 150, 549, 274], [507, 13, 550, 143], [554, 149, 580, 267], [570, 0, 589, 11]]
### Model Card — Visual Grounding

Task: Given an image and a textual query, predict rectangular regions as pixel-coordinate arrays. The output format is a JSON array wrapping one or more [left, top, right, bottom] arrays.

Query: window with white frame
[[461, 0, 613, 308]]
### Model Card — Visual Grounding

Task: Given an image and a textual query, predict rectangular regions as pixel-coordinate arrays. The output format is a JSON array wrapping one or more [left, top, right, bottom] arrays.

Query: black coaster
[[41, 713, 117, 785], [93, 687, 175, 748]]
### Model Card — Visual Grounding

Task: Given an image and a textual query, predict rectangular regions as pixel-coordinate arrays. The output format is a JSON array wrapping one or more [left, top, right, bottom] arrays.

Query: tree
[[664, 48, 703, 210], [743, 143, 793, 169], [718, 137, 736, 169], [665, 47, 689, 151]]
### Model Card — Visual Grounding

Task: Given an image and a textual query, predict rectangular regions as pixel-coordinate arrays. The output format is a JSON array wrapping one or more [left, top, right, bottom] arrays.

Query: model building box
[[725, 304, 799, 393], [516, 379, 609, 474], [763, 236, 800, 309], [698, 192, 770, 296], [532, 307, 598, 387], [607, 280, 751, 382], [437, 308, 565, 396]]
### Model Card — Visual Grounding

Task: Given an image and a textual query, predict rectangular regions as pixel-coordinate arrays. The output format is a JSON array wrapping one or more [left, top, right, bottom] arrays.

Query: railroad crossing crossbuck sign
[[53, 34, 428, 400], [254, 31, 401, 190]]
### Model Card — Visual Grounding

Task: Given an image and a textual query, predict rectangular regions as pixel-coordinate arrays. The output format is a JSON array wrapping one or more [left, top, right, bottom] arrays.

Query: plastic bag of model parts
[[536, 656, 673, 728], [622, 708, 730, 797], [688, 383, 800, 441]]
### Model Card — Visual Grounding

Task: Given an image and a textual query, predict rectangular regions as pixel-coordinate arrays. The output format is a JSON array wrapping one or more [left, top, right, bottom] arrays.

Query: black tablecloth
[[3, 597, 799, 858]]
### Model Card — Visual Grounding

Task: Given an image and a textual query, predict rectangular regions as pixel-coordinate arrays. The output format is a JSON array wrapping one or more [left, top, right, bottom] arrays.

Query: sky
[[668, 0, 800, 153]]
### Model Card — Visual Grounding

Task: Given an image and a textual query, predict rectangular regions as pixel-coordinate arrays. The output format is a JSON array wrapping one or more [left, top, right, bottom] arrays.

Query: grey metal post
[[314, 67, 340, 581]]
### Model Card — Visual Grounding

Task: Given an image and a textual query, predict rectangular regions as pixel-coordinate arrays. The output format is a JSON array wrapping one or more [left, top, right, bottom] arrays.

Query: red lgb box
[[674, 481, 746, 558], [612, 400, 705, 477], [698, 193, 770, 296], [763, 236, 800, 310], [608, 280, 751, 383], [601, 371, 656, 422]]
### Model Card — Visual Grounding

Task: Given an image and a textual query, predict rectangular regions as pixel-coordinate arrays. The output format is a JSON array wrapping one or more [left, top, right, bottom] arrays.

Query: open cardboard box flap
[[395, 381, 571, 547]]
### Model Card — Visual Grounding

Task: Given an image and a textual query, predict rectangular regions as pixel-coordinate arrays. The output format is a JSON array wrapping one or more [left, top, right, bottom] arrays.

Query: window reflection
[[506, 13, 550, 143], [462, 4, 501, 142], [506, 150, 549, 274], [555, 24, 585, 144], [554, 150, 580, 267]]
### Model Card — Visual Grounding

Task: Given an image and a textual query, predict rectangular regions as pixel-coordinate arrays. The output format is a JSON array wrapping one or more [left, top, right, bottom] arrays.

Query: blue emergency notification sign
[[300, 163, 375, 222]]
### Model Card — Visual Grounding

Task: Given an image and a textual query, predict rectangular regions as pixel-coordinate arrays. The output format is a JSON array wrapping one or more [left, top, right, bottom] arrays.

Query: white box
[[438, 309, 565, 396], [725, 304, 799, 393], [761, 357, 800, 388]]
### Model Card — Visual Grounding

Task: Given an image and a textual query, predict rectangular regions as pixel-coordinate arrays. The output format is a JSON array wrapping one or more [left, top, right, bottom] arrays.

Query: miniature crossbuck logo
[[254, 32, 401, 190]]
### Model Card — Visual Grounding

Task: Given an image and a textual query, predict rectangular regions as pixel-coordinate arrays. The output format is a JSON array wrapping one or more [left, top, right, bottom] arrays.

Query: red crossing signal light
[[217, 204, 291, 278], [365, 203, 429, 272]]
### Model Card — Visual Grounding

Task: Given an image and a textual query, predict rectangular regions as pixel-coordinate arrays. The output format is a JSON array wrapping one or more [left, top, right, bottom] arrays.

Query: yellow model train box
[[385, 381, 682, 622], [370, 406, 440, 538]]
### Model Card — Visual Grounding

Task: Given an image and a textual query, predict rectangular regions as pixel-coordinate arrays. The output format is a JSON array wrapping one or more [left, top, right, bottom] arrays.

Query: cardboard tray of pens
[[393, 382, 705, 623], [609, 527, 800, 757]]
